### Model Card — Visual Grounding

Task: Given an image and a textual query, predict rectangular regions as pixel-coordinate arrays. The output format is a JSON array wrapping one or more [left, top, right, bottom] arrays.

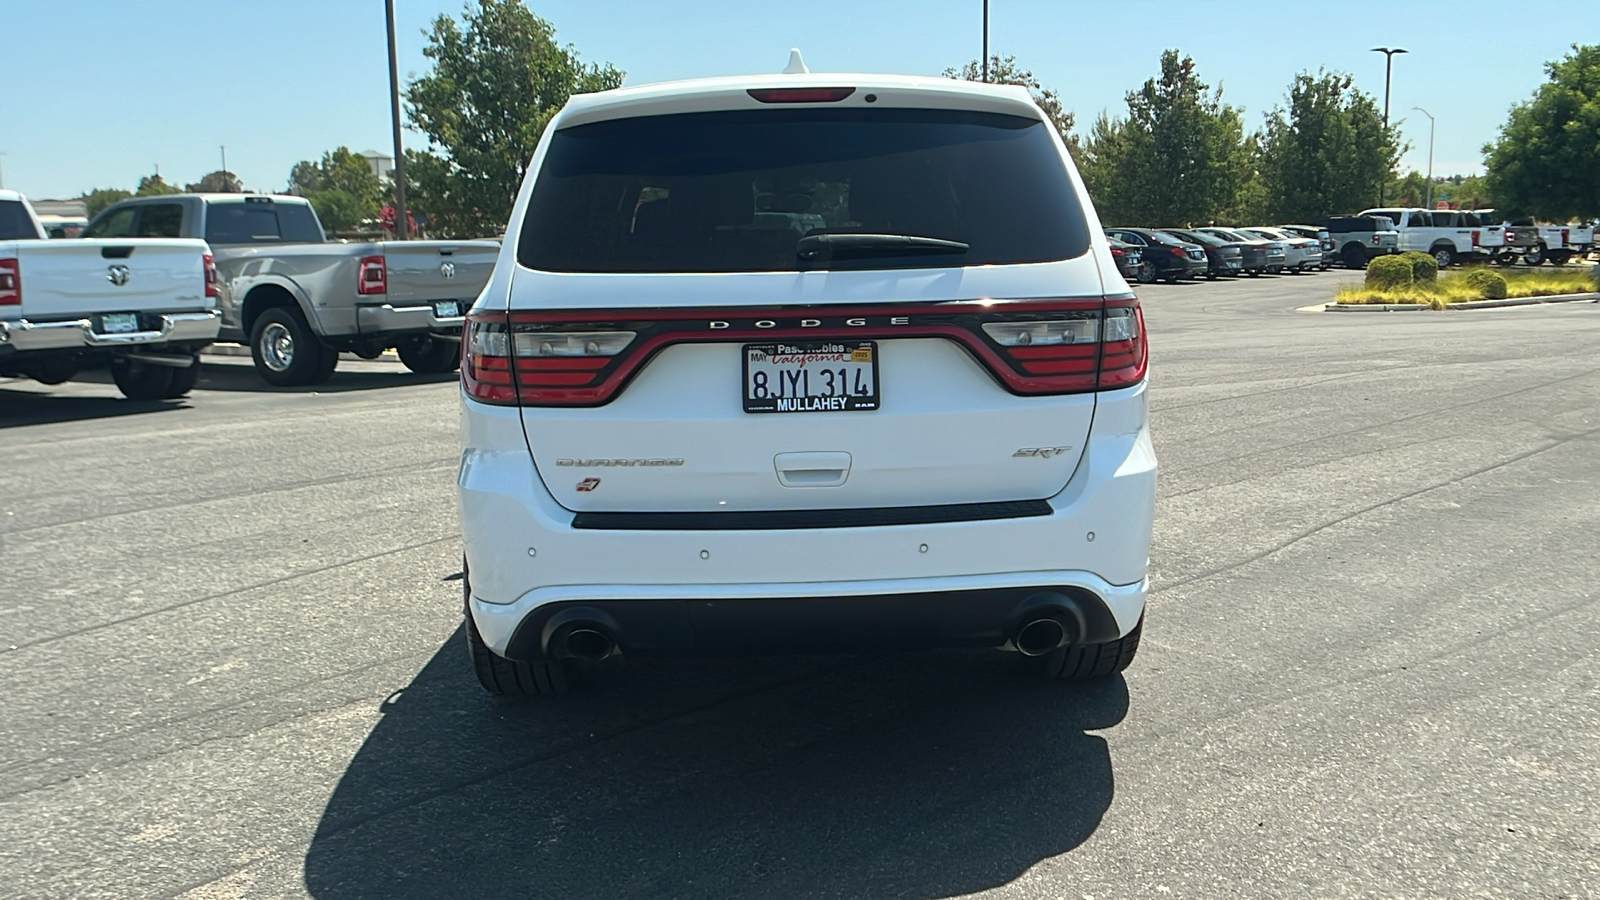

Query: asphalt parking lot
[[2, 270, 1598, 899]]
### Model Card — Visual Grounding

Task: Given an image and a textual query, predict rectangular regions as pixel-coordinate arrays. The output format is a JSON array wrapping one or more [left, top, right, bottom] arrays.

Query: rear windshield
[[205, 201, 324, 245], [0, 201, 40, 240], [518, 107, 1090, 273], [1326, 217, 1380, 232]]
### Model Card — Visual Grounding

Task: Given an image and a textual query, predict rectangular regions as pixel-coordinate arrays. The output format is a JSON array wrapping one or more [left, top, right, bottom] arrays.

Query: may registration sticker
[[742, 341, 879, 413]]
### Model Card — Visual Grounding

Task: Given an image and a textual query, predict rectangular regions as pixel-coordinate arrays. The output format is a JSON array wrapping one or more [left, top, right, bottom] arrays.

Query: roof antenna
[[783, 48, 809, 75]]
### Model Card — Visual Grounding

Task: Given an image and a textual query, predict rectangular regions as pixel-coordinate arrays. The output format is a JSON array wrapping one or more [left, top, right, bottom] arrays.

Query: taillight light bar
[[203, 253, 219, 299], [0, 258, 18, 306], [747, 87, 856, 103], [462, 297, 1148, 407], [357, 255, 387, 295]]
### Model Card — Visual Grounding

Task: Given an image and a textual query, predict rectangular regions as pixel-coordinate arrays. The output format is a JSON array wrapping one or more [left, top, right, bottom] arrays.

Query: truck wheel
[[1524, 244, 1545, 266], [397, 335, 457, 374], [1027, 616, 1143, 680], [1547, 250, 1574, 267], [111, 358, 176, 401], [1341, 244, 1368, 269], [310, 345, 340, 384], [250, 306, 325, 387], [25, 358, 78, 385], [161, 356, 202, 398], [1494, 252, 1517, 267], [463, 566, 568, 697], [1431, 246, 1455, 269]]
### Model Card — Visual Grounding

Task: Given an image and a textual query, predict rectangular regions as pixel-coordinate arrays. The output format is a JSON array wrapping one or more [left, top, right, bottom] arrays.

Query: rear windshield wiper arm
[[796, 233, 970, 259]]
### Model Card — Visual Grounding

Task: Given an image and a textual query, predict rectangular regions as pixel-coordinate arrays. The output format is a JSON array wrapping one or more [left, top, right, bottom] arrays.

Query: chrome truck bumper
[[0, 310, 221, 352], [356, 302, 466, 335]]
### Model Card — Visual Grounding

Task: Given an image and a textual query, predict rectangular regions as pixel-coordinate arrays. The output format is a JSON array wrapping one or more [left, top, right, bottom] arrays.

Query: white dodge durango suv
[[457, 70, 1156, 695]]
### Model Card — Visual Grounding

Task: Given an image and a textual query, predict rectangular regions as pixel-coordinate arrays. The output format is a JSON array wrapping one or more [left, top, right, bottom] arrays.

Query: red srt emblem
[[575, 477, 601, 492]]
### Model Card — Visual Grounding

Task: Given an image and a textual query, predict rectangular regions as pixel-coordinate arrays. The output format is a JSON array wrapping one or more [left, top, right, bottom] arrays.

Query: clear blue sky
[[1, 0, 1580, 200]]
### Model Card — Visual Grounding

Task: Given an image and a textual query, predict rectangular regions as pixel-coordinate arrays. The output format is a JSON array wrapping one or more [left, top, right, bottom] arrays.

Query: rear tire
[[161, 356, 201, 398], [1341, 244, 1368, 269], [310, 345, 339, 384], [1547, 250, 1574, 267], [397, 335, 458, 374], [111, 358, 175, 401], [1136, 262, 1158, 284], [249, 306, 325, 387], [1524, 244, 1545, 266], [1027, 616, 1143, 680], [1431, 246, 1455, 269], [464, 566, 568, 697]]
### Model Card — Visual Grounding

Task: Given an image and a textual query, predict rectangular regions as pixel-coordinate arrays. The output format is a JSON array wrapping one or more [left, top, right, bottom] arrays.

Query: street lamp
[[1371, 47, 1407, 204], [1412, 106, 1435, 209], [1370, 47, 1407, 127]]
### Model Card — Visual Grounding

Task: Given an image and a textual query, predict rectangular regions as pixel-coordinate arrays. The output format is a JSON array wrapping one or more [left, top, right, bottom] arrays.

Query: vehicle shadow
[[194, 359, 460, 394], [0, 382, 188, 428], [303, 629, 1127, 899]]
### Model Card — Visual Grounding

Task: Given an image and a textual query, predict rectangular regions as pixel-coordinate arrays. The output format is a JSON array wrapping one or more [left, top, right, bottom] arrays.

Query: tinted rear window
[[205, 201, 323, 244], [518, 107, 1089, 273], [0, 201, 40, 240]]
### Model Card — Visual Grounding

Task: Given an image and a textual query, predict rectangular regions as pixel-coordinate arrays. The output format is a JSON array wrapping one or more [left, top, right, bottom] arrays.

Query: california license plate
[[433, 300, 461, 317], [743, 341, 879, 413], [98, 313, 139, 334]]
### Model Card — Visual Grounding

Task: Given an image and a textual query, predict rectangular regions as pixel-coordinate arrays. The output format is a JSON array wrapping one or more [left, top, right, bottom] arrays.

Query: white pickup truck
[[1, 190, 220, 400], [83, 194, 498, 386], [1360, 207, 1502, 268]]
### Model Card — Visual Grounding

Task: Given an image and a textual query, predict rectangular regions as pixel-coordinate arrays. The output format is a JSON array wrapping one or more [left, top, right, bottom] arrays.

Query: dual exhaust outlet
[[537, 592, 1085, 661]]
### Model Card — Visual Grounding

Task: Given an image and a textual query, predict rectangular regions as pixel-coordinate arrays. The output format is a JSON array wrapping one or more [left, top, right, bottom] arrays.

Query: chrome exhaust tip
[[563, 627, 616, 661], [1015, 617, 1069, 657]]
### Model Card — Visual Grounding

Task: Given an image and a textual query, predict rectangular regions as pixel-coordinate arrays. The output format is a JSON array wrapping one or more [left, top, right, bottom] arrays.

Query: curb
[[1323, 292, 1599, 312]]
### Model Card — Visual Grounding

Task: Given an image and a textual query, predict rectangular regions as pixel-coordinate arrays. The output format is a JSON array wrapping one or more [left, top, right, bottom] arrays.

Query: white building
[[360, 151, 395, 181]]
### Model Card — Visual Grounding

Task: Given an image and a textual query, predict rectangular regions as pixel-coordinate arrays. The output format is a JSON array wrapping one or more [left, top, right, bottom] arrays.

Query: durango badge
[[575, 477, 602, 492]]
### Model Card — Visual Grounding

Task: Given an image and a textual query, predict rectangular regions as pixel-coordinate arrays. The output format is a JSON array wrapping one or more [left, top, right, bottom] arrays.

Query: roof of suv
[[555, 73, 1043, 128]]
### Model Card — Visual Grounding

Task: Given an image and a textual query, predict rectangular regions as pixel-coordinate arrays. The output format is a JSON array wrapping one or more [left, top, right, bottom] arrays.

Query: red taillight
[[1471, 230, 1480, 247], [0, 258, 18, 306], [1504, 228, 1514, 242], [1561, 228, 1569, 246], [1371, 235, 1380, 245], [1110, 248, 1125, 257], [203, 253, 219, 298], [747, 87, 856, 103], [464, 297, 1148, 407], [1169, 247, 1187, 258], [357, 255, 387, 295]]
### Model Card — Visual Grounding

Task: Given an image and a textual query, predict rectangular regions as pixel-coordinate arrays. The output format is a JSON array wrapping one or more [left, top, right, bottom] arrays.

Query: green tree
[[82, 188, 133, 218], [136, 174, 182, 196], [287, 147, 383, 234], [185, 170, 242, 193], [1484, 44, 1600, 220], [1078, 51, 1248, 225], [1390, 170, 1430, 207], [944, 55, 1076, 149], [1256, 71, 1401, 221], [404, 0, 623, 238]]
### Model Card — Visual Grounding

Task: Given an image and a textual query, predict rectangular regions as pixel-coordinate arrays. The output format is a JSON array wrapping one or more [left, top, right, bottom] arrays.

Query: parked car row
[[1, 189, 499, 400], [1103, 224, 1325, 282]]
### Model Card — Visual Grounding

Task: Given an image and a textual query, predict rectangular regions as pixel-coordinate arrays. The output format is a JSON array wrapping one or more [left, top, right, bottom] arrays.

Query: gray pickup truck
[[83, 194, 498, 385]]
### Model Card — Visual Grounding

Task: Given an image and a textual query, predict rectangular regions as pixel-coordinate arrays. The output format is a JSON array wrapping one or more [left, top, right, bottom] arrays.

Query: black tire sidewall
[[161, 356, 201, 398], [111, 358, 176, 401], [250, 307, 324, 387]]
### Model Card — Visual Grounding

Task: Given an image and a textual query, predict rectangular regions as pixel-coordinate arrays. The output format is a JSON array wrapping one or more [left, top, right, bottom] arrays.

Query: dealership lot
[[2, 272, 1598, 898]]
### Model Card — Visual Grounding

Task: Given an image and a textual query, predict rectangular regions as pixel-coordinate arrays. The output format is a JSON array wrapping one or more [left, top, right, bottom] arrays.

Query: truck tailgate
[[382, 241, 498, 308], [6, 239, 211, 319]]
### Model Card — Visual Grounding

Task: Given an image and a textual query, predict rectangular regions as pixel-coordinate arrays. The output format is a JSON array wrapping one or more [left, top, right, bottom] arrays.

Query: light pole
[[220, 145, 227, 176], [1371, 47, 1406, 204], [385, 0, 409, 239], [981, 0, 989, 82], [1412, 106, 1435, 209]]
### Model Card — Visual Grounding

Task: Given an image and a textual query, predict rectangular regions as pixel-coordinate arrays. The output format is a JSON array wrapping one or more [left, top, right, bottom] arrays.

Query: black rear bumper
[[500, 585, 1121, 662]]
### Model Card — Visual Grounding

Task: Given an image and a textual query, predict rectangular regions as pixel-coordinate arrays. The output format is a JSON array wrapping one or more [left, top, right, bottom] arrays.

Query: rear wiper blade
[[796, 233, 970, 259]]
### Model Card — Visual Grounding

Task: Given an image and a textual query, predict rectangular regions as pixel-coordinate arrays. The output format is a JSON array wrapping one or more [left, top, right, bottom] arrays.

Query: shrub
[[1365, 255, 1414, 290], [1401, 251, 1438, 284], [1462, 268, 1508, 300]]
